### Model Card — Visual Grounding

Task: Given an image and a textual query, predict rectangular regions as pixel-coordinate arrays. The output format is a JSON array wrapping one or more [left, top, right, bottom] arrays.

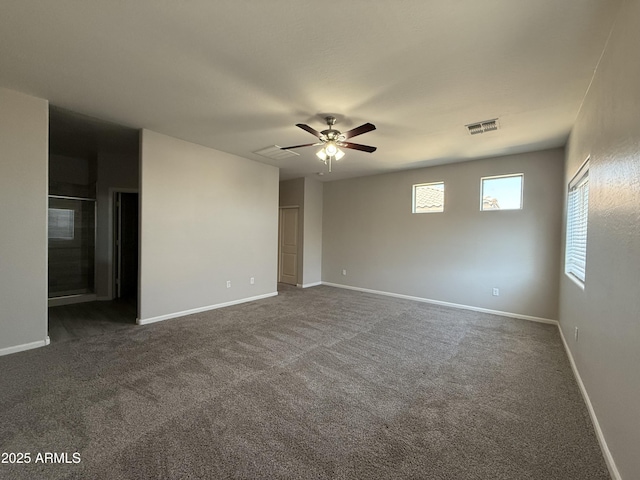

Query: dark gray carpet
[[0, 285, 609, 479], [48, 299, 137, 343]]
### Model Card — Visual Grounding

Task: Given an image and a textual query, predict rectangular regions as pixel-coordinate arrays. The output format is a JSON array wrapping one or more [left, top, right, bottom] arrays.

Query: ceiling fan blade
[[280, 142, 322, 150], [342, 123, 376, 139], [339, 142, 377, 153], [296, 123, 323, 139]]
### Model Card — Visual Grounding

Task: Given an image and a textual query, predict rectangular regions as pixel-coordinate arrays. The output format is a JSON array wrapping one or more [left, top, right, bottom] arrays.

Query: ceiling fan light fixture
[[316, 144, 345, 162], [282, 116, 376, 172], [324, 141, 338, 156]]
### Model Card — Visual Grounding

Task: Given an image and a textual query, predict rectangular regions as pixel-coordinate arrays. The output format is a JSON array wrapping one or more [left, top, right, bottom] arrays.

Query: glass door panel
[[48, 197, 95, 298]]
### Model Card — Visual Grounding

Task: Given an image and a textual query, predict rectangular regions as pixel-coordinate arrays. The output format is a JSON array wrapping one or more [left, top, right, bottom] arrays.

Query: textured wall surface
[[560, 0, 640, 477], [322, 149, 564, 320], [302, 178, 323, 286], [139, 130, 279, 321], [0, 87, 49, 352]]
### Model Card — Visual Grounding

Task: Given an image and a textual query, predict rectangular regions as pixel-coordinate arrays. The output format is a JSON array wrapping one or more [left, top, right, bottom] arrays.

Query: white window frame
[[412, 181, 445, 214], [565, 159, 590, 288], [480, 173, 524, 211]]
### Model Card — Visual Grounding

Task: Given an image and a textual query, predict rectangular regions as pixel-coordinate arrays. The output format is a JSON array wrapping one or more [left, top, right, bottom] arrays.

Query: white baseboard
[[321, 282, 558, 325], [0, 338, 49, 357], [136, 292, 278, 326], [48, 294, 97, 307], [299, 282, 322, 289], [557, 327, 621, 480]]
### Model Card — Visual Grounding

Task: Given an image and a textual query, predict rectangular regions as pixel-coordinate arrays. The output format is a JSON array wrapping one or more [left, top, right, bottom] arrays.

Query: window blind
[[565, 163, 589, 284]]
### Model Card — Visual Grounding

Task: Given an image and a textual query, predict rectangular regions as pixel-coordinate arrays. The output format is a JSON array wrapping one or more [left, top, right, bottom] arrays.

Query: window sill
[[565, 272, 586, 290]]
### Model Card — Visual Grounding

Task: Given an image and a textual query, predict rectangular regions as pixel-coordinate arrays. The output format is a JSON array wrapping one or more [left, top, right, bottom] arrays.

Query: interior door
[[278, 207, 298, 285]]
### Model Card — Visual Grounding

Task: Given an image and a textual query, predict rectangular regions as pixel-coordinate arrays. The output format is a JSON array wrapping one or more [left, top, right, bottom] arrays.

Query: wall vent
[[466, 119, 499, 135], [253, 145, 300, 160]]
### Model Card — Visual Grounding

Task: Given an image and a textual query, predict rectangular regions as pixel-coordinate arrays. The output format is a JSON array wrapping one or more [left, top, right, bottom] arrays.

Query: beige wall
[[0, 87, 49, 354], [139, 130, 278, 322], [323, 149, 564, 320], [560, 0, 640, 477], [279, 177, 304, 208], [302, 178, 323, 286]]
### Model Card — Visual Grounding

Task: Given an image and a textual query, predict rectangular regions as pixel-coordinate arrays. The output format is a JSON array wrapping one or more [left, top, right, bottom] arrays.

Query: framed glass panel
[[48, 208, 75, 240], [481, 174, 523, 210], [413, 182, 445, 213]]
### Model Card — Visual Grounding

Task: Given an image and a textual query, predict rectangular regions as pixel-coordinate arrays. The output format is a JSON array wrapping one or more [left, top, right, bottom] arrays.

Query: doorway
[[47, 107, 141, 342], [114, 192, 139, 302], [278, 207, 299, 285]]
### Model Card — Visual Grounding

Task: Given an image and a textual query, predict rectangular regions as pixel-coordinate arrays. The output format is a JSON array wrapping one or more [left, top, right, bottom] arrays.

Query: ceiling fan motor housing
[[321, 129, 345, 142], [321, 117, 345, 142]]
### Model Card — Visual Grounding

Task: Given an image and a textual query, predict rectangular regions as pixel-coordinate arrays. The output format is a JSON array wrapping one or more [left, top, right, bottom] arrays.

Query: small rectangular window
[[48, 208, 75, 240], [413, 182, 444, 213], [565, 160, 589, 286], [481, 174, 523, 210]]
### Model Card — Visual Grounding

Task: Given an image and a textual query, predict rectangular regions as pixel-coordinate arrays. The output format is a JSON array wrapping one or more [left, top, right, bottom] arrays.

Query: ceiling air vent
[[253, 145, 300, 160], [466, 119, 499, 135]]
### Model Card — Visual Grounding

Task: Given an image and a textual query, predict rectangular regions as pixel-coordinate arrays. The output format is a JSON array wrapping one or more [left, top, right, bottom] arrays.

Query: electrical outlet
[[342, 269, 347, 276], [250, 277, 255, 285], [574, 327, 579, 342], [226, 280, 231, 288], [492, 288, 499, 296]]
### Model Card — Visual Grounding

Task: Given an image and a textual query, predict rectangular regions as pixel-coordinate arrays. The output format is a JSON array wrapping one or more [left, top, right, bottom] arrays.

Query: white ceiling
[[0, 1, 620, 181]]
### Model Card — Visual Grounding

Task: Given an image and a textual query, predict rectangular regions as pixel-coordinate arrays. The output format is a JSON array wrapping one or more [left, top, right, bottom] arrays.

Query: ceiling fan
[[280, 116, 377, 172]]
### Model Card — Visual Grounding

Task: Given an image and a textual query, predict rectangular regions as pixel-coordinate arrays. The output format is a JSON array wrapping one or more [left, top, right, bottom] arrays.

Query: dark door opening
[[115, 192, 139, 303]]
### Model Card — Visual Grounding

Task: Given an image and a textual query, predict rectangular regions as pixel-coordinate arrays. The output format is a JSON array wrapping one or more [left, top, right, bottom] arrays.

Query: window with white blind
[[565, 160, 589, 286]]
